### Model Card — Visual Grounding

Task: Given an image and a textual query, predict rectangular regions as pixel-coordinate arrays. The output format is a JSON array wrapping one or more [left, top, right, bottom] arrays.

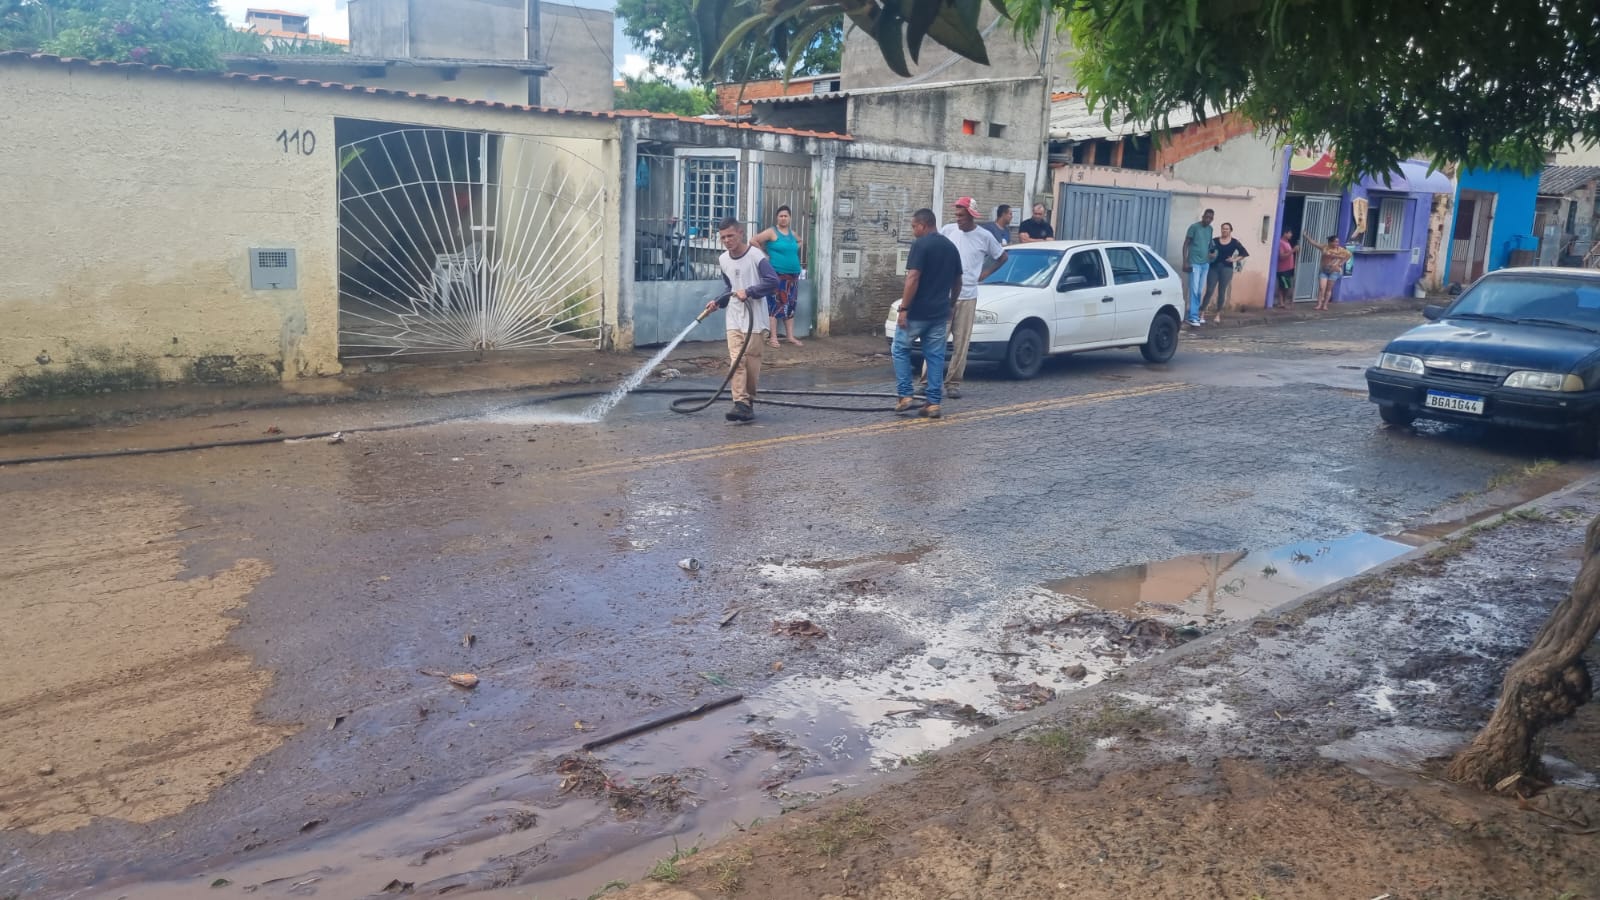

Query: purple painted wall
[[1335, 185, 1432, 302], [1274, 155, 1444, 304]]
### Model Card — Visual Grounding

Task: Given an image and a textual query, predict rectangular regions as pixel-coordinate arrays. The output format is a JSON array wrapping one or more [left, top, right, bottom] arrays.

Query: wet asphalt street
[[1, 310, 1591, 898]]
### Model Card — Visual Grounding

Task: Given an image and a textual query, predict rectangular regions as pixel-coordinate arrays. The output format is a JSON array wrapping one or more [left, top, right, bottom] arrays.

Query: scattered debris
[[264, 425, 282, 435], [928, 657, 948, 670], [720, 608, 741, 628], [746, 731, 795, 753], [678, 558, 702, 572], [888, 698, 999, 728], [771, 619, 827, 638], [299, 818, 325, 834], [417, 668, 479, 689], [574, 720, 591, 732], [771, 661, 784, 672], [1062, 663, 1089, 680], [210, 878, 231, 888], [462, 633, 476, 649], [553, 754, 698, 818], [326, 432, 345, 445], [657, 367, 683, 380], [1123, 618, 1187, 652], [700, 672, 730, 686], [36, 763, 54, 776], [378, 879, 415, 894], [998, 682, 1057, 712], [328, 715, 346, 731]]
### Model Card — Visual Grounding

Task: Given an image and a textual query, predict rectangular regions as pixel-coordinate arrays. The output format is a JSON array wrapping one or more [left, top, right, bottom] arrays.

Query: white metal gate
[[1296, 195, 1341, 300], [337, 127, 608, 357]]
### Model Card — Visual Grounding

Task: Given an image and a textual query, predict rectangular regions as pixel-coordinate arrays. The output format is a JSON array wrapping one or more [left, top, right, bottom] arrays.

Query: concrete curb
[[786, 470, 1600, 804]]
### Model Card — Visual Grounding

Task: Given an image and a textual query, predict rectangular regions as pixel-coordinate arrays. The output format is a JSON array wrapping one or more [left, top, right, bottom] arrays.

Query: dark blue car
[[1366, 268, 1600, 453]]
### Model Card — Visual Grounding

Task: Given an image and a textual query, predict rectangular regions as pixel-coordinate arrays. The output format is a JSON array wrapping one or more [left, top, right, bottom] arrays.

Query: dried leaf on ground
[[998, 682, 1057, 712], [771, 619, 827, 638]]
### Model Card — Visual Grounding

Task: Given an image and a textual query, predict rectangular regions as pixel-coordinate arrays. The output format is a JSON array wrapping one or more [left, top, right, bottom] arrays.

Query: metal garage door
[[1056, 184, 1172, 254]]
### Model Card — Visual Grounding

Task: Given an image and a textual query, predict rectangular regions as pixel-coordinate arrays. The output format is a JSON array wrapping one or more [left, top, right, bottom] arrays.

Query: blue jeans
[[893, 318, 948, 405], [1186, 263, 1210, 322]]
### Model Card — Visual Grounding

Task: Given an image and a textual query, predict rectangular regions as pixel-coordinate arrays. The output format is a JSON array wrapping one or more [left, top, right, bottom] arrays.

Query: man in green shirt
[[1181, 209, 1217, 327]]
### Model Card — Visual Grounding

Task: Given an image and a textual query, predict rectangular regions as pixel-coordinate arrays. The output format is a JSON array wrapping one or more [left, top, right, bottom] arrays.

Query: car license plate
[[1425, 390, 1485, 415]]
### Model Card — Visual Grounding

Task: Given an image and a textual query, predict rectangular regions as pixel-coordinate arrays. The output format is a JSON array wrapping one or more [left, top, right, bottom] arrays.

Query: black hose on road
[[0, 305, 921, 467]]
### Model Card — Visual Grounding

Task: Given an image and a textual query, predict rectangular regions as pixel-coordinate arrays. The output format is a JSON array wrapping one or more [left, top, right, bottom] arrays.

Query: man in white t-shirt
[[703, 217, 778, 422], [933, 196, 1006, 398]]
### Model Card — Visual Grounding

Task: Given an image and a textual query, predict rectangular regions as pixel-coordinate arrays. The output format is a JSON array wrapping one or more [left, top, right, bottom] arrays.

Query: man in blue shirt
[[1181, 209, 1217, 327]]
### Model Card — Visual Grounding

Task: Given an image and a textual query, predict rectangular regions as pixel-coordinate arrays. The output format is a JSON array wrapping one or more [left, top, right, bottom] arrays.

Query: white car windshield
[[1449, 275, 1600, 331], [981, 250, 1063, 288]]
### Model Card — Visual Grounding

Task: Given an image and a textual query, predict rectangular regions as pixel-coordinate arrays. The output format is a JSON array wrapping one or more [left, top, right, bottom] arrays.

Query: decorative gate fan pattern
[[337, 128, 607, 357]]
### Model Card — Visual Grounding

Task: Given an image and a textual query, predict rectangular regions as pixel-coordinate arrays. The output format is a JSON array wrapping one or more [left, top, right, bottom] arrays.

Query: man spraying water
[[702, 216, 779, 423]]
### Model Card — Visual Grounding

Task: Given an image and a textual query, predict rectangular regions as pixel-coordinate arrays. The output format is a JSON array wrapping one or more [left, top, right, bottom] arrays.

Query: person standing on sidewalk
[[1181, 209, 1216, 327], [934, 197, 1006, 399], [893, 209, 963, 419], [751, 205, 805, 348], [1276, 228, 1298, 310], [981, 204, 1013, 247], [1303, 234, 1353, 311], [1018, 202, 1054, 242], [1200, 222, 1249, 323], [703, 217, 778, 422]]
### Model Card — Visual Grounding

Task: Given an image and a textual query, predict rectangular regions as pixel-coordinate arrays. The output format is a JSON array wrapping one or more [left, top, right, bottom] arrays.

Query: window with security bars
[[681, 157, 739, 236], [1362, 195, 1408, 250]]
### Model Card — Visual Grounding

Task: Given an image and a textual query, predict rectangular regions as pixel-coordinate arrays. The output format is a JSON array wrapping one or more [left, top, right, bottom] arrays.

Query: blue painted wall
[[1447, 168, 1541, 275]]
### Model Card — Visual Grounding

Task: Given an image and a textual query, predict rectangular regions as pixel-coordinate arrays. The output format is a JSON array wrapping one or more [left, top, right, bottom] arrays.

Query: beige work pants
[[726, 329, 764, 404]]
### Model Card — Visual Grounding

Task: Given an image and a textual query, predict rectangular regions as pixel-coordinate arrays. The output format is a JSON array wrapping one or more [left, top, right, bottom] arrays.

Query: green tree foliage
[[715, 0, 1600, 178], [615, 75, 716, 115], [617, 0, 840, 83], [0, 0, 345, 67]]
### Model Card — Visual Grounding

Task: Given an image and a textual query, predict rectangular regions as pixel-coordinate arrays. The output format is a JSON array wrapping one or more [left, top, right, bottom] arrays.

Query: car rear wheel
[[1140, 313, 1179, 363], [1002, 326, 1046, 379], [1378, 404, 1417, 427]]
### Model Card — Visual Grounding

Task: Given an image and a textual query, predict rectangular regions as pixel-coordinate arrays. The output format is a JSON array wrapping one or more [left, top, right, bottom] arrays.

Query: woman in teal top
[[753, 206, 805, 347]]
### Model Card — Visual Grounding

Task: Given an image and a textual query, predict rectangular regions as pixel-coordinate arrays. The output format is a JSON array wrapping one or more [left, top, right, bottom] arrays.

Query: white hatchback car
[[884, 240, 1185, 379]]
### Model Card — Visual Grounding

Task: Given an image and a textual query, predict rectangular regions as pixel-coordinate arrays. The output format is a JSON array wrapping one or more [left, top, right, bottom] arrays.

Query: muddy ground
[[619, 481, 1600, 900], [3, 310, 1597, 899]]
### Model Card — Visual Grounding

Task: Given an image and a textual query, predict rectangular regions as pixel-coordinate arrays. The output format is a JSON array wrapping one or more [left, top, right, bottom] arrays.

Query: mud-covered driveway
[[0, 311, 1591, 898]]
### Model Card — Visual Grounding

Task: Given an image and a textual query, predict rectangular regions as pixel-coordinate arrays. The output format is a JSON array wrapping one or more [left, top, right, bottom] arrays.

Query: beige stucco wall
[[0, 59, 619, 397], [1053, 132, 1287, 309]]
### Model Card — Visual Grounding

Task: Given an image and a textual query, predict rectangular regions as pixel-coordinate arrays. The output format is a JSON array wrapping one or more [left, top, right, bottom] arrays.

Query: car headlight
[[973, 308, 999, 325], [1377, 352, 1424, 375], [1503, 370, 1584, 392]]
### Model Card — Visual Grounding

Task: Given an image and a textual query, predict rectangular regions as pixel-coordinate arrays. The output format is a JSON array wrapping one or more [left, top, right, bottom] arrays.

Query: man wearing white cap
[[932, 196, 1006, 398]]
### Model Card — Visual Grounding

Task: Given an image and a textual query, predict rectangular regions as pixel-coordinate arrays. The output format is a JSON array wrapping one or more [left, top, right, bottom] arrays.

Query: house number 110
[[277, 129, 316, 155]]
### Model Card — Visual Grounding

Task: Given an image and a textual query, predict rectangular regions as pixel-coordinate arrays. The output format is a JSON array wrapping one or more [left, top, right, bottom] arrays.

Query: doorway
[[1448, 190, 1496, 284], [1282, 193, 1341, 301]]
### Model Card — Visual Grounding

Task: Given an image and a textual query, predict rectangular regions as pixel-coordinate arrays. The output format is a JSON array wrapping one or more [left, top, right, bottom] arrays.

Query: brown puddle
[[1043, 533, 1412, 622]]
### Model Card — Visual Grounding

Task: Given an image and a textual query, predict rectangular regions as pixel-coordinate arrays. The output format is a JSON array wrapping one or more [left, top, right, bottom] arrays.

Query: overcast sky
[[216, 0, 652, 77]]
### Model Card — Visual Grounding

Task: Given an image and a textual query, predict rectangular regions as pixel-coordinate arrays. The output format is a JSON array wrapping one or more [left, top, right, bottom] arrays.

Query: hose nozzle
[[694, 291, 733, 323]]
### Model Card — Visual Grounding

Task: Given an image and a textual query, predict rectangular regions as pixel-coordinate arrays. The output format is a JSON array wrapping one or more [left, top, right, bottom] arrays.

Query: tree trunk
[[1446, 513, 1600, 788]]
